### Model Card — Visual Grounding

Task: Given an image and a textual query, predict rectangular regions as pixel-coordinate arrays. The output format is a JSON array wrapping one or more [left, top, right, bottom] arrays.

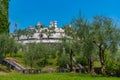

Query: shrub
[[106, 58, 120, 76], [57, 54, 69, 68], [76, 56, 88, 66]]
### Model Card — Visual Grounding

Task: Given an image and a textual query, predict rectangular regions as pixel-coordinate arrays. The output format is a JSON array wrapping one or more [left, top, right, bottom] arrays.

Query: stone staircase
[[2, 58, 25, 72]]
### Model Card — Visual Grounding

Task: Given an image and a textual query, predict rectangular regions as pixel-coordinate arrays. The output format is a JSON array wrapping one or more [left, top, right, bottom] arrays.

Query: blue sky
[[9, 0, 120, 33]]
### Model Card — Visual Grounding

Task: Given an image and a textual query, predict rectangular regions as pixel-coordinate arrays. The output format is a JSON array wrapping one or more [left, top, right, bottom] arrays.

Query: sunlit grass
[[0, 73, 119, 80]]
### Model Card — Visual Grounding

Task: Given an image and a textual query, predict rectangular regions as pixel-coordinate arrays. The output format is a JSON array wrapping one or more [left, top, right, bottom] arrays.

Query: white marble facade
[[17, 21, 65, 44]]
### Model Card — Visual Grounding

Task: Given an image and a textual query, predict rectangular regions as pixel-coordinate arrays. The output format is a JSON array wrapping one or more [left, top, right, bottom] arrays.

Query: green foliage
[[65, 16, 120, 75], [0, 64, 11, 72], [91, 16, 120, 75], [64, 16, 97, 73], [14, 29, 23, 40], [0, 0, 9, 33], [106, 59, 120, 76], [0, 55, 4, 63], [24, 43, 56, 68], [13, 28, 36, 40], [0, 33, 19, 59], [76, 56, 88, 66], [57, 54, 69, 68], [27, 28, 36, 38], [105, 51, 120, 76]]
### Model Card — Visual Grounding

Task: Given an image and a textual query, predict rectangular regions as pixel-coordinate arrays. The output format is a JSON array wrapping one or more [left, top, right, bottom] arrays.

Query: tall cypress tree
[[0, 0, 9, 33]]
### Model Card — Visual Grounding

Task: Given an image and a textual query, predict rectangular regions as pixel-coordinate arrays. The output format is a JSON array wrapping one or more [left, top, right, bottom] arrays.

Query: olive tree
[[62, 25, 78, 72], [24, 43, 55, 69], [71, 17, 97, 74], [0, 33, 19, 62], [92, 16, 120, 75]]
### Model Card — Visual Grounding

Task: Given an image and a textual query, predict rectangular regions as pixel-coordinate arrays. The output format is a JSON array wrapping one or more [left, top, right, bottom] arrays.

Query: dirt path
[[0, 72, 8, 75]]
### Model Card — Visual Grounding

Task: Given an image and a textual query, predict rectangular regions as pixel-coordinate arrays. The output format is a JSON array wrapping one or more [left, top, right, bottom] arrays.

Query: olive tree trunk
[[99, 45, 106, 76], [88, 56, 95, 74]]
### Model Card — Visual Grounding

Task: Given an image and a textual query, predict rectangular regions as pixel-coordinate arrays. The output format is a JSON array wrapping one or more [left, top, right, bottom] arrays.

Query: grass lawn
[[0, 73, 119, 80]]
